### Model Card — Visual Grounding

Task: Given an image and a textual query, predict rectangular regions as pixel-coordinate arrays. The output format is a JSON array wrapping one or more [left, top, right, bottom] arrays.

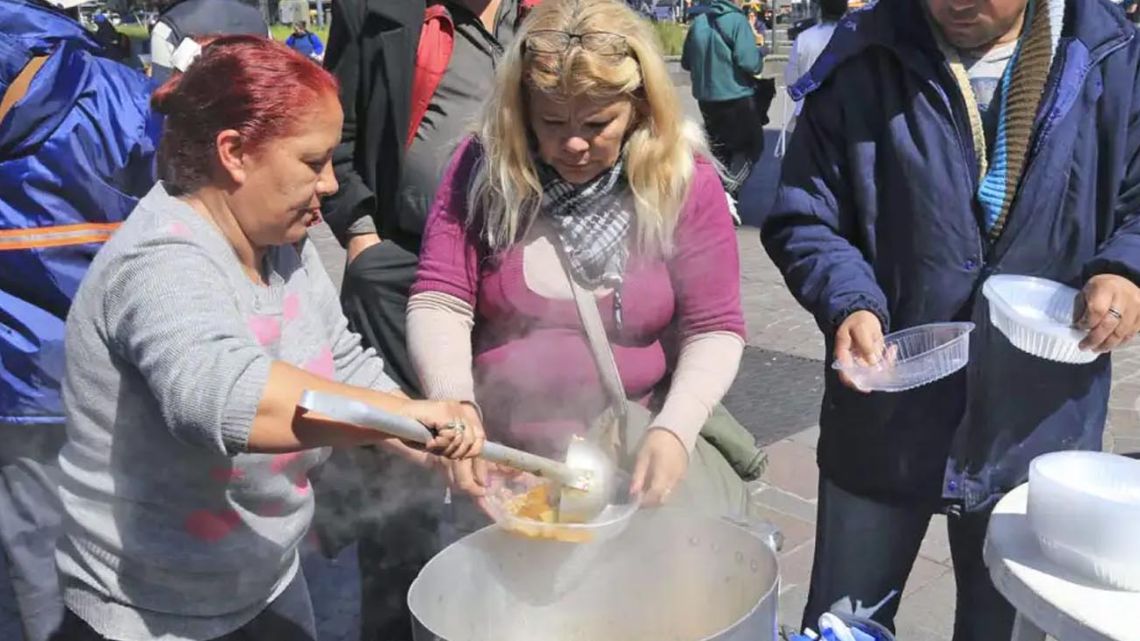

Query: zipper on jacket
[[1029, 36, 1131, 164], [1026, 44, 1068, 163], [998, 35, 1131, 255], [986, 45, 1070, 260]]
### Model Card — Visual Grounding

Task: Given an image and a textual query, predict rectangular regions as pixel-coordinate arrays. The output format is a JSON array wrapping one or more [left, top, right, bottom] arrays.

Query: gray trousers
[[0, 423, 67, 641]]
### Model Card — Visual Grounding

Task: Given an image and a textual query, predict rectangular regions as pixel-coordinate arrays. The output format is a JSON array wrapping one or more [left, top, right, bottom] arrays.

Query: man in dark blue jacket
[[753, 0, 1140, 637], [0, 1, 160, 638]]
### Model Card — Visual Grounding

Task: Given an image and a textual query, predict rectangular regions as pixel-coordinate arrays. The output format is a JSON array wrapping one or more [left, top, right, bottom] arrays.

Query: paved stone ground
[[306, 65, 1140, 640]]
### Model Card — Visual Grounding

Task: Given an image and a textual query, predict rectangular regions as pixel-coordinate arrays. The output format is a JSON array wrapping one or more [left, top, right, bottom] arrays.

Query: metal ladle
[[297, 391, 619, 522]]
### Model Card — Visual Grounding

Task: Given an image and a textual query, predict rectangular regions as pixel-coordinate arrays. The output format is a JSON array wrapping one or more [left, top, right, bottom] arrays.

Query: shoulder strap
[[408, 4, 455, 149], [553, 239, 629, 417], [160, 16, 185, 51]]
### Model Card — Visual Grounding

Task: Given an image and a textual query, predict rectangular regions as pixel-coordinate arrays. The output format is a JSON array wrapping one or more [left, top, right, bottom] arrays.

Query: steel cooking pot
[[408, 508, 779, 641]]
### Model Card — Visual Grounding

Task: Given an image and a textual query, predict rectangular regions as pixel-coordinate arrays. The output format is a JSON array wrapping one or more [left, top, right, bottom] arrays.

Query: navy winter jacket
[[753, 0, 1140, 510]]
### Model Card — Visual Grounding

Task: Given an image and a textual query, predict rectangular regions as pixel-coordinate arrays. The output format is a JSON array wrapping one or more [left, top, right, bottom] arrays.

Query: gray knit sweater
[[58, 183, 397, 640]]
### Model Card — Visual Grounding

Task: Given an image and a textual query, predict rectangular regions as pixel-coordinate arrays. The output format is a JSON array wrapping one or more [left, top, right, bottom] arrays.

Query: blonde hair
[[468, 0, 709, 256]]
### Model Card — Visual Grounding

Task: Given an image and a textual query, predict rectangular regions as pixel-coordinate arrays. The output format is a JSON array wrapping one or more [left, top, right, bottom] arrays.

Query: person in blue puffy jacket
[[749, 0, 1140, 637], [286, 20, 325, 61], [0, 1, 160, 638]]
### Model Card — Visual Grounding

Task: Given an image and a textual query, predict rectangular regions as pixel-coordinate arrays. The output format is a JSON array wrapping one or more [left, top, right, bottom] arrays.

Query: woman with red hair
[[49, 36, 483, 641]]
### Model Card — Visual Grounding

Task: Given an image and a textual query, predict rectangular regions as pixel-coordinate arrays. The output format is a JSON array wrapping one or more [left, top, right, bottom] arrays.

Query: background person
[[681, 0, 765, 191], [148, 0, 269, 83], [286, 20, 325, 61], [784, 0, 846, 118], [90, 13, 130, 60]]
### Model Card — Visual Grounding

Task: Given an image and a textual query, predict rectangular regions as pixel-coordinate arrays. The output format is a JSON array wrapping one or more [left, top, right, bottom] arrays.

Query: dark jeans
[[340, 238, 421, 396], [698, 95, 765, 189], [50, 569, 317, 641], [0, 423, 68, 641], [803, 478, 1015, 641]]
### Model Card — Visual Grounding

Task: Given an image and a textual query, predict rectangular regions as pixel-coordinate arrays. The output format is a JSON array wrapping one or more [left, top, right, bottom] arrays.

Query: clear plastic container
[[982, 275, 1097, 364], [831, 322, 975, 392], [1028, 451, 1140, 591], [483, 469, 639, 545]]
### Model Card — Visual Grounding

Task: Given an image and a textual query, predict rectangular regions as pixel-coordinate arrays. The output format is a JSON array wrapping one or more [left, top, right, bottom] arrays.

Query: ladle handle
[[297, 391, 585, 488]]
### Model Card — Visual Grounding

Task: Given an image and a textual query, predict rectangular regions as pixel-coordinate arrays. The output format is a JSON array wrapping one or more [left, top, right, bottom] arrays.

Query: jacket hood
[[0, 39, 91, 155], [0, 0, 106, 102], [0, 0, 104, 54], [693, 0, 744, 18], [789, 0, 1134, 102]]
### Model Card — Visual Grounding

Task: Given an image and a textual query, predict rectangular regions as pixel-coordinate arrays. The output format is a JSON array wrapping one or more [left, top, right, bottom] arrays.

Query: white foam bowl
[[1028, 451, 1140, 591], [831, 322, 974, 393], [982, 275, 1096, 364]]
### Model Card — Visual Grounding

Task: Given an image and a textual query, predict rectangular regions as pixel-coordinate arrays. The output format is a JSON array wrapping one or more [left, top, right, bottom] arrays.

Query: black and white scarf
[[538, 159, 631, 288]]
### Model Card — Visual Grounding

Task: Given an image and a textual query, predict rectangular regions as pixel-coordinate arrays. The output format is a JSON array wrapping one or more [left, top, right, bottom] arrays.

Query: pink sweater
[[411, 139, 745, 456]]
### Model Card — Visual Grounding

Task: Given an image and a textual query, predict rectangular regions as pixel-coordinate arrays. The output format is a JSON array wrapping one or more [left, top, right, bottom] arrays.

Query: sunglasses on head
[[523, 30, 631, 57]]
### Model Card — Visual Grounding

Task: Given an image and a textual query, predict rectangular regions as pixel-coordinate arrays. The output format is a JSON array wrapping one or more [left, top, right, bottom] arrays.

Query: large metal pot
[[408, 508, 779, 641]]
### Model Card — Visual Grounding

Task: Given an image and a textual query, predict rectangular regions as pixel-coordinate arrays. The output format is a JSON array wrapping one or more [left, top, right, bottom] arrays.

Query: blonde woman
[[408, 0, 746, 508]]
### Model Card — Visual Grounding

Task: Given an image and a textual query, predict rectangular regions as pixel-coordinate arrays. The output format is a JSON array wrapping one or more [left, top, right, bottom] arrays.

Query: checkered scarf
[[538, 159, 631, 287]]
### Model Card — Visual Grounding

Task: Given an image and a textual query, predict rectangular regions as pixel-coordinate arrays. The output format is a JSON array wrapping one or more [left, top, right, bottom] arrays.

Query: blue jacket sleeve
[[755, 93, 890, 334], [310, 33, 325, 55], [1085, 58, 1140, 284]]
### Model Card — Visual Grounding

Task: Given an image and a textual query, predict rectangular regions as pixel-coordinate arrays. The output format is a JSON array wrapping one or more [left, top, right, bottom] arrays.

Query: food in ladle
[[502, 481, 594, 543]]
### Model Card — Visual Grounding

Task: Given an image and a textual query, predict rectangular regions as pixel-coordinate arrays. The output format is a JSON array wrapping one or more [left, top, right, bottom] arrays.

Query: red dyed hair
[[151, 35, 340, 194]]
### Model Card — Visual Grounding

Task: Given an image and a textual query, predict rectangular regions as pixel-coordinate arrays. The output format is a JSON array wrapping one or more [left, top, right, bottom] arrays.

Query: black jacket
[[321, 0, 424, 245], [151, 0, 268, 82]]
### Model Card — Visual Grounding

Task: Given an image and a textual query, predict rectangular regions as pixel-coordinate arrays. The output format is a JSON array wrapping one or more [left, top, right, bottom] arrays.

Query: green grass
[[118, 23, 148, 40], [113, 23, 329, 44], [651, 21, 687, 57]]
